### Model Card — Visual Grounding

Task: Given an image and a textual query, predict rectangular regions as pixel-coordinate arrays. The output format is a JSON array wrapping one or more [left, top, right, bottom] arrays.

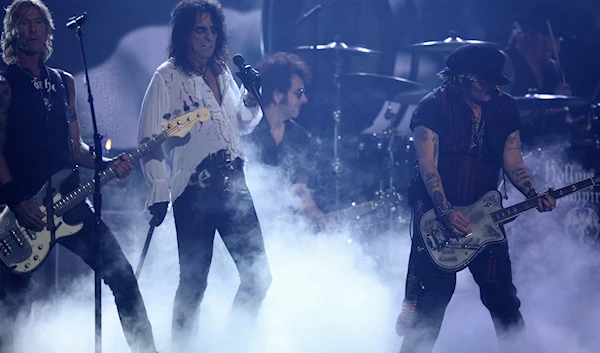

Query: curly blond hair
[[2, 0, 55, 65]]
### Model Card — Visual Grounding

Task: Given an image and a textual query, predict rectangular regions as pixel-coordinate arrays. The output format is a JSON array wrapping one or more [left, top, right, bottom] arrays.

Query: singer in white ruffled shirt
[[137, 1, 272, 350], [138, 58, 261, 207]]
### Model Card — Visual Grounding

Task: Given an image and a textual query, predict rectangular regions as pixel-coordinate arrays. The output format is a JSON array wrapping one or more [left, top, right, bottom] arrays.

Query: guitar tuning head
[[162, 113, 172, 120]]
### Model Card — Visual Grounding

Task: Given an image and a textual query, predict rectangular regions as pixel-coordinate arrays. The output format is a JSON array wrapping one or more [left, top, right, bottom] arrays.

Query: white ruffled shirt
[[138, 59, 262, 207]]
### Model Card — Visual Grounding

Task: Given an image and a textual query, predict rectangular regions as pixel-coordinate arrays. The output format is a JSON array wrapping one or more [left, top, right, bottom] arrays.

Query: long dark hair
[[168, 0, 229, 73]]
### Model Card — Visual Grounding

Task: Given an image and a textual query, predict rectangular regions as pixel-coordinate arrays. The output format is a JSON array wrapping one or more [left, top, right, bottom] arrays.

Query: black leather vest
[[1, 64, 74, 198]]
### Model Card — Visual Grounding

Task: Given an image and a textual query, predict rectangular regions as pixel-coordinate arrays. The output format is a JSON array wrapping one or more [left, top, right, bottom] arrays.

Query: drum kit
[[289, 34, 599, 227]]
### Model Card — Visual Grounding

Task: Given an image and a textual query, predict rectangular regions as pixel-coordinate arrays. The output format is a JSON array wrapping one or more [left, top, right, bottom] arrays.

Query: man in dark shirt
[[503, 2, 578, 145], [504, 2, 573, 97], [245, 52, 326, 219], [0, 1, 158, 352], [396, 44, 556, 353]]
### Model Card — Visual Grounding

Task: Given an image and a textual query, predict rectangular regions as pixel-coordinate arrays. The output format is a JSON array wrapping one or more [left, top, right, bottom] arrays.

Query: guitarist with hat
[[396, 44, 556, 353]]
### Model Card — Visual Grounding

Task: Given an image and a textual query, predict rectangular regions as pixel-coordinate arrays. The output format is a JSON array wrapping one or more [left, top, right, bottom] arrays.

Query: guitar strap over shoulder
[[49, 68, 76, 169], [407, 162, 429, 208]]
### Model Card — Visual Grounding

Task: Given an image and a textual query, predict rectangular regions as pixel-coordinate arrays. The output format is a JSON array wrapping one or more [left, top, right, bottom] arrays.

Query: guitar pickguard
[[0, 170, 84, 274], [420, 190, 505, 272]]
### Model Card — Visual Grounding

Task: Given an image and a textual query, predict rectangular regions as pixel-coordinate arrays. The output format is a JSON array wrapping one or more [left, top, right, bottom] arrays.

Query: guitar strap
[[50, 68, 76, 168], [43, 68, 75, 237]]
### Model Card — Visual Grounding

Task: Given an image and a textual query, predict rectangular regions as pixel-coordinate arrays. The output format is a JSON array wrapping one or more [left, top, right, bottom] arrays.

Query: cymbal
[[294, 41, 381, 56], [514, 94, 590, 109], [341, 73, 429, 104], [409, 36, 502, 52]]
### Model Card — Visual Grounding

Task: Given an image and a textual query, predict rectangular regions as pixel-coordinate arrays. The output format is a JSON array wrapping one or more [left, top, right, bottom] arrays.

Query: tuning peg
[[163, 113, 171, 119]]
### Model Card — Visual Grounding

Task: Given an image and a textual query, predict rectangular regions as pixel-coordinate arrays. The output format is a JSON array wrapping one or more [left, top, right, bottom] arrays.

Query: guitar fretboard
[[323, 201, 376, 222], [53, 133, 169, 216], [491, 176, 598, 224]]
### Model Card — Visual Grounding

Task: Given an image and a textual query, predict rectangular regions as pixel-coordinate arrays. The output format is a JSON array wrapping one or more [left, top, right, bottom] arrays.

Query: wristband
[[436, 201, 454, 218], [525, 189, 539, 199]]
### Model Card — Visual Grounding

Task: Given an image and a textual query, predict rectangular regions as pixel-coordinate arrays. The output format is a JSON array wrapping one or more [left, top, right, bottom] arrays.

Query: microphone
[[232, 53, 262, 108], [232, 54, 261, 89], [66, 12, 88, 29], [233, 54, 247, 72]]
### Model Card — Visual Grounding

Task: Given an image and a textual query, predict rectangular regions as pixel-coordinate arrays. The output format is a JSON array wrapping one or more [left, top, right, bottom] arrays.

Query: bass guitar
[[0, 108, 210, 274]]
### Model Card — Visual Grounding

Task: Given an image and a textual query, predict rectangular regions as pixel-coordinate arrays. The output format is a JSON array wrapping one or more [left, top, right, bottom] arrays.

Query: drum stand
[[332, 38, 344, 209], [381, 102, 404, 231]]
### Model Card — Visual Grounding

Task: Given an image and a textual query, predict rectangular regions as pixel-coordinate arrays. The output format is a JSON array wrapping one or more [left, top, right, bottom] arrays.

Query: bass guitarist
[[396, 44, 556, 353], [0, 1, 158, 352]]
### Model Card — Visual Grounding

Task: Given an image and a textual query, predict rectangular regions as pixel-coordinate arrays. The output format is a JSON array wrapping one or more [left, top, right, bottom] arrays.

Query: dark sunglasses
[[292, 88, 305, 99]]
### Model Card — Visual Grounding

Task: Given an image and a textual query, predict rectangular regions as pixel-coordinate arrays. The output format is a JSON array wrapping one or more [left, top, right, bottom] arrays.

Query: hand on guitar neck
[[106, 153, 134, 179], [532, 187, 557, 213], [10, 152, 134, 233]]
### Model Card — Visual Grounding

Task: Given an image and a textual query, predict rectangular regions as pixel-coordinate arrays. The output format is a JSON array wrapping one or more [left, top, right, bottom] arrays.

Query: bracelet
[[243, 94, 257, 108], [436, 201, 454, 218], [525, 189, 539, 199]]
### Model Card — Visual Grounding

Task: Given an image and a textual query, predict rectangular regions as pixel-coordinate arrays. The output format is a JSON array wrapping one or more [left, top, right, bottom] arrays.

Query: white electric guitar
[[419, 173, 600, 272], [0, 108, 210, 275]]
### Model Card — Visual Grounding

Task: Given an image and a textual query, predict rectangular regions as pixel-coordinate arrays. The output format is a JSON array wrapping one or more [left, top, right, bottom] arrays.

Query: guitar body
[[419, 190, 506, 272], [0, 169, 83, 275]]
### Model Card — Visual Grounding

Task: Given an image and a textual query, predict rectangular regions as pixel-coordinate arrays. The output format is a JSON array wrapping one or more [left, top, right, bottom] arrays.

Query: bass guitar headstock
[[162, 107, 211, 138]]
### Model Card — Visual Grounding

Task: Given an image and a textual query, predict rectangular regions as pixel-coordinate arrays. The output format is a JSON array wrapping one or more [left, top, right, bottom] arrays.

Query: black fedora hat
[[446, 44, 511, 86]]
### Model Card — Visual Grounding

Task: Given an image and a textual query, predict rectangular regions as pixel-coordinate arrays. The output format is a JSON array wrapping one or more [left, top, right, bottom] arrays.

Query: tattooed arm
[[413, 126, 446, 206], [503, 130, 555, 211], [64, 72, 99, 169], [413, 125, 471, 233], [502, 130, 537, 195], [63, 72, 134, 178]]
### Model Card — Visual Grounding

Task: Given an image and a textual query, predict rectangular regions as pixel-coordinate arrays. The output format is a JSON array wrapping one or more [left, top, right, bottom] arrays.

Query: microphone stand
[[235, 70, 266, 118], [293, 0, 340, 96], [294, 1, 342, 209], [69, 20, 104, 353]]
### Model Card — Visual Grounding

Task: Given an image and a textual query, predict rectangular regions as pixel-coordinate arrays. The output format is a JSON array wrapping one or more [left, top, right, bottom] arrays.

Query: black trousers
[[171, 175, 272, 349], [0, 202, 157, 353], [400, 201, 524, 353]]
